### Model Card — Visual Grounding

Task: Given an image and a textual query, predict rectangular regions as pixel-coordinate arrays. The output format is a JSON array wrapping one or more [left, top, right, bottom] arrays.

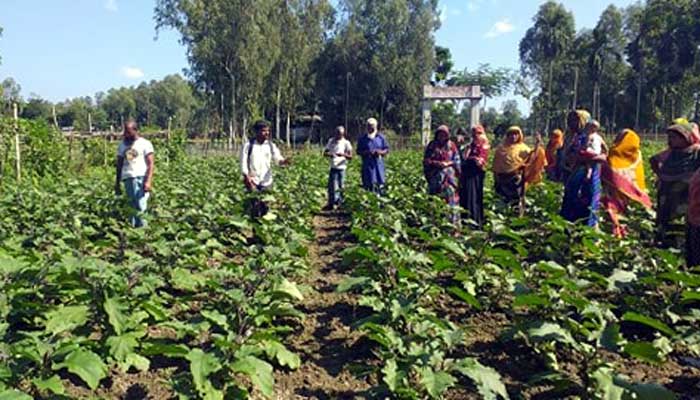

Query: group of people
[[113, 112, 700, 267]]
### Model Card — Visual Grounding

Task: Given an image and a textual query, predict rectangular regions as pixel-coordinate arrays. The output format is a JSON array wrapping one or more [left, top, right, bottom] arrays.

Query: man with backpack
[[240, 120, 289, 218]]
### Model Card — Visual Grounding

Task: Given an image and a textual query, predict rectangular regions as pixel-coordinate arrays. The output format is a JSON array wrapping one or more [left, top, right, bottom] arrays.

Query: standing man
[[323, 126, 353, 210], [115, 120, 155, 228], [240, 120, 289, 218], [357, 117, 389, 194]]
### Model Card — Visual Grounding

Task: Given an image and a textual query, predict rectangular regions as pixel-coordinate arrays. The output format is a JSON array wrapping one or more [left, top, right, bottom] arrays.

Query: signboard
[[422, 85, 482, 100]]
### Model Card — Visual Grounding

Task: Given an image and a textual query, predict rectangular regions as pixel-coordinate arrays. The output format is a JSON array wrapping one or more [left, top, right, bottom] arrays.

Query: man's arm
[[272, 143, 290, 166], [375, 136, 389, 156], [344, 142, 354, 160], [144, 153, 155, 192], [240, 143, 254, 189], [115, 156, 124, 195]]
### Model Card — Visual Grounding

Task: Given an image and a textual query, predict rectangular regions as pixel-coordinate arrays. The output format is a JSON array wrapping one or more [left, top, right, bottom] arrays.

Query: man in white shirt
[[323, 126, 353, 210], [240, 120, 289, 217], [115, 120, 155, 227]]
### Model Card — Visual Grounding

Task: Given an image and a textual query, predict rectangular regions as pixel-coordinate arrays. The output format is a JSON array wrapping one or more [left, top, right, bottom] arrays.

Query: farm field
[[0, 138, 699, 400]]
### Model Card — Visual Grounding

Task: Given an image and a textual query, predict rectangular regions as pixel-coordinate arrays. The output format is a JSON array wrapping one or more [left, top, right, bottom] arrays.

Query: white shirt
[[586, 133, 605, 155], [325, 138, 353, 170], [240, 139, 285, 188], [117, 137, 154, 180]]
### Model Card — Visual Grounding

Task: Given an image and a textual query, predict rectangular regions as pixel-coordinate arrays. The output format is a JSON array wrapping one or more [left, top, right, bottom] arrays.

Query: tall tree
[[519, 1, 576, 130], [434, 46, 453, 84]]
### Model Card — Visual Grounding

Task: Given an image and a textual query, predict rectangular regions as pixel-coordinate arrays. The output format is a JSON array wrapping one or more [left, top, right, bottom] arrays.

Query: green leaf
[[186, 349, 223, 400], [454, 358, 509, 400], [0, 389, 33, 400], [419, 367, 456, 398], [336, 276, 370, 293], [106, 333, 138, 362], [527, 322, 576, 347], [43, 305, 89, 336], [622, 312, 676, 337], [231, 356, 274, 399], [623, 342, 665, 365], [53, 349, 107, 390], [264, 341, 300, 370], [436, 238, 466, 259], [123, 353, 150, 372], [591, 367, 624, 400], [382, 358, 405, 392], [142, 342, 189, 358], [201, 310, 230, 331], [272, 278, 303, 301], [447, 286, 482, 310], [32, 375, 65, 395], [613, 376, 677, 400], [104, 296, 128, 335], [514, 294, 550, 308], [681, 290, 700, 303]]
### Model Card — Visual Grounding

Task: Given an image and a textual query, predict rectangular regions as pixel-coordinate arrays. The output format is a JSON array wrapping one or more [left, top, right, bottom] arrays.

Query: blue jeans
[[328, 168, 346, 206], [123, 177, 149, 227]]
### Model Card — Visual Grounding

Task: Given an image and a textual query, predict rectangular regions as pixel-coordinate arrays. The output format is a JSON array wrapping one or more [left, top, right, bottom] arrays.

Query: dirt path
[[274, 211, 373, 399]]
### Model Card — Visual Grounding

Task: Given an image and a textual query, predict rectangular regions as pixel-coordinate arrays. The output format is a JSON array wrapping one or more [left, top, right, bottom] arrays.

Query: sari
[[653, 124, 700, 246], [460, 126, 490, 227], [556, 110, 592, 183], [424, 137, 461, 221], [545, 129, 564, 179], [492, 126, 547, 206], [560, 125, 606, 227], [600, 129, 652, 237]]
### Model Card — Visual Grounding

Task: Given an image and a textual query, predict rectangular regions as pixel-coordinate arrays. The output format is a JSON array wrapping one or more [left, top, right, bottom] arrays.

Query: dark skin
[[115, 122, 154, 196], [359, 123, 388, 157], [323, 128, 353, 159], [243, 126, 290, 190]]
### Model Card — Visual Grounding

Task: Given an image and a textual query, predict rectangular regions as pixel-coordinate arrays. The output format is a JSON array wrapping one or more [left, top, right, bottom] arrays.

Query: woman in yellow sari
[[492, 126, 547, 216], [600, 129, 652, 237]]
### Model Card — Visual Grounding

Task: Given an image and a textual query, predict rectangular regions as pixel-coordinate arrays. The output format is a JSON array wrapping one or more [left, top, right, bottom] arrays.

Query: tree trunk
[[546, 61, 554, 133], [275, 86, 282, 141], [286, 113, 291, 147], [635, 65, 643, 130]]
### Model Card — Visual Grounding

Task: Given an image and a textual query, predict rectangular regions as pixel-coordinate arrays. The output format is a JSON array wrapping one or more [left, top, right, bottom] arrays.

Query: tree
[[1, 78, 22, 116], [155, 0, 283, 143], [318, 0, 440, 135], [519, 1, 576, 131], [434, 46, 453, 84], [22, 96, 52, 122], [447, 64, 514, 108]]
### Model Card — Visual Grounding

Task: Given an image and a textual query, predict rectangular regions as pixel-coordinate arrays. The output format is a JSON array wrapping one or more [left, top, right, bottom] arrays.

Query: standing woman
[[556, 110, 591, 183], [545, 129, 564, 180], [492, 126, 546, 216], [423, 125, 461, 224], [460, 124, 490, 227], [601, 129, 652, 237], [559, 120, 607, 228], [651, 124, 700, 246]]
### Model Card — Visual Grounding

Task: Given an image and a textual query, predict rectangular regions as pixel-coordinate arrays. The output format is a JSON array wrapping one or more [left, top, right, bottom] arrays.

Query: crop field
[[0, 136, 699, 400]]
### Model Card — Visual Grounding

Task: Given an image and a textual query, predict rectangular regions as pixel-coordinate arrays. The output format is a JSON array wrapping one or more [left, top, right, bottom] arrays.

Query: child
[[578, 120, 607, 180], [323, 126, 353, 210]]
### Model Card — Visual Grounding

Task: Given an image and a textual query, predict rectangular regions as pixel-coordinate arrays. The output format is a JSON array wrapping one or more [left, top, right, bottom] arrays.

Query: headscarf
[[493, 126, 530, 174], [658, 124, 700, 182], [567, 110, 592, 134], [467, 124, 490, 167], [546, 129, 564, 167], [492, 126, 547, 184], [608, 129, 646, 191]]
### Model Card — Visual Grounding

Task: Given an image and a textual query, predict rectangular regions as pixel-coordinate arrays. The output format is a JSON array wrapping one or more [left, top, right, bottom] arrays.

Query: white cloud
[[121, 66, 144, 79], [484, 18, 515, 38], [467, 1, 480, 12], [105, 0, 118, 12]]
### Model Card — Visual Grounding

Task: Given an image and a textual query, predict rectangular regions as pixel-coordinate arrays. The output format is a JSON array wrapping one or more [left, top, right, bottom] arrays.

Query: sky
[[0, 0, 638, 111]]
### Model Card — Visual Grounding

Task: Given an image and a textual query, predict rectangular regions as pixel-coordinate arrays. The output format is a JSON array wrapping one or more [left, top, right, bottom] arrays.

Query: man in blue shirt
[[357, 117, 389, 194]]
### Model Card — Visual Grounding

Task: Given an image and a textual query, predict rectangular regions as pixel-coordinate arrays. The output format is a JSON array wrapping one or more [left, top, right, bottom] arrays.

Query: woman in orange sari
[[492, 126, 547, 216], [600, 129, 652, 237], [545, 129, 564, 180]]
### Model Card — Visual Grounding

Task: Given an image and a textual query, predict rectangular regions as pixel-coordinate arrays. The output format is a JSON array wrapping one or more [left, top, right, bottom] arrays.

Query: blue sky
[[0, 0, 637, 110]]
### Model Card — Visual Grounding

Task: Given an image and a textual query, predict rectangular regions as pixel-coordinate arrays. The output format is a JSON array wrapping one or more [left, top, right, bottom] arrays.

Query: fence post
[[13, 103, 21, 182]]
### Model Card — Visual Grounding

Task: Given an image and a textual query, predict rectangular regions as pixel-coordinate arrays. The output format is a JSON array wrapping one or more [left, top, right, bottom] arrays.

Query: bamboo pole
[[13, 103, 21, 182]]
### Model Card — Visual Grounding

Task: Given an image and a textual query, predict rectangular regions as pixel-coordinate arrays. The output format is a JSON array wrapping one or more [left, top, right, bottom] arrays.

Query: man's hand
[[280, 158, 291, 166], [144, 180, 152, 192], [243, 175, 254, 190]]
